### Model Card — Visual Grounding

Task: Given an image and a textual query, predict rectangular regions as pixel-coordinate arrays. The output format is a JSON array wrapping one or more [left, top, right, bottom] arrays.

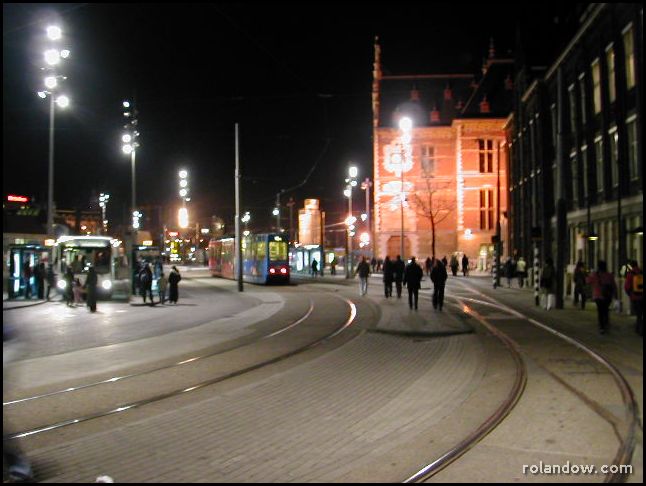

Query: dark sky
[[3, 2, 584, 231]]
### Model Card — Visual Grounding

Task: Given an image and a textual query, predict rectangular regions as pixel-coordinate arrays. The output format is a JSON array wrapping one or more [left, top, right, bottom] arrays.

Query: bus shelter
[[7, 244, 51, 299]]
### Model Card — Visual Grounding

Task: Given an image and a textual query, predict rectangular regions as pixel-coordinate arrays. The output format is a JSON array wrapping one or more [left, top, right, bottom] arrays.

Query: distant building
[[507, 3, 642, 306], [372, 37, 513, 269]]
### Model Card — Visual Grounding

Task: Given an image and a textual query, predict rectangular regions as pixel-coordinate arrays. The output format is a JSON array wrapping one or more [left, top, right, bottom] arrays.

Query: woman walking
[[168, 266, 182, 304], [587, 260, 617, 334]]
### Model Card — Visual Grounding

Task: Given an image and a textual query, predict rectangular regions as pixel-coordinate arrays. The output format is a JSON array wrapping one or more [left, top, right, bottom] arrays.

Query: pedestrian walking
[[46, 263, 56, 301], [35, 262, 46, 299], [311, 258, 319, 277], [377, 258, 383, 273], [393, 255, 405, 298], [22, 262, 32, 299], [355, 256, 371, 296], [540, 257, 556, 310], [382, 256, 394, 298], [139, 263, 155, 305], [441, 256, 448, 269], [587, 260, 617, 334], [403, 256, 423, 310], [573, 261, 588, 310], [430, 259, 448, 311], [72, 278, 84, 306], [168, 266, 182, 304], [516, 256, 527, 288], [370, 257, 377, 273], [84, 265, 98, 313], [64, 266, 74, 307], [461, 254, 469, 276], [424, 257, 432, 278], [330, 257, 338, 275], [504, 257, 516, 288], [624, 260, 643, 336], [158, 271, 168, 305], [450, 254, 459, 276]]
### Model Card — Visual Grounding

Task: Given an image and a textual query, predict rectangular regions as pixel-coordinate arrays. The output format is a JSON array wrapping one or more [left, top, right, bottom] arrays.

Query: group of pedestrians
[[136, 264, 182, 306], [354, 255, 450, 311]]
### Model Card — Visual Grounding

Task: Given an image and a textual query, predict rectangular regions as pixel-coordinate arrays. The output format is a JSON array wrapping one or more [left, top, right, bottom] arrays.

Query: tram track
[[5, 291, 358, 441], [404, 281, 639, 483]]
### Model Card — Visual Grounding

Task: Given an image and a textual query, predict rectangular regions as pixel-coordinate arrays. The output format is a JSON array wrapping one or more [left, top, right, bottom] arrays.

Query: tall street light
[[99, 193, 110, 234], [361, 177, 373, 256], [178, 169, 189, 229], [345, 165, 358, 278], [38, 25, 71, 236], [398, 116, 413, 260], [122, 100, 140, 233]]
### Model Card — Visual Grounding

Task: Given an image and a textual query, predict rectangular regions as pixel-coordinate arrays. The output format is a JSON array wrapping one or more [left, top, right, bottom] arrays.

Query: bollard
[[534, 244, 540, 306]]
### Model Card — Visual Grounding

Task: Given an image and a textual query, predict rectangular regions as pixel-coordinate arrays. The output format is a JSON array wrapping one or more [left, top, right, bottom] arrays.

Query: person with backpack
[[403, 256, 424, 310], [587, 260, 617, 334], [624, 260, 643, 336]]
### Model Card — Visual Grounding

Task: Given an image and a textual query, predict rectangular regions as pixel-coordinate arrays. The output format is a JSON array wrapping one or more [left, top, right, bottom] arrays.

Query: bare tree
[[410, 176, 455, 258]]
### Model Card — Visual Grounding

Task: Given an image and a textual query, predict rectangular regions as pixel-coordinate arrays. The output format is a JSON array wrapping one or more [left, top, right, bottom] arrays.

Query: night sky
[[3, 3, 584, 232]]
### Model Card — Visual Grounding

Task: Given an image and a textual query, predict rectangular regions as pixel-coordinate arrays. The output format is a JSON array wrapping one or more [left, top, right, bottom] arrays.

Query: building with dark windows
[[372, 38, 514, 269], [506, 3, 643, 308]]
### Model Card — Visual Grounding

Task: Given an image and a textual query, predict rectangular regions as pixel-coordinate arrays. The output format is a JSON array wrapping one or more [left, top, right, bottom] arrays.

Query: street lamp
[[178, 169, 189, 229], [38, 24, 71, 236], [99, 193, 110, 234], [122, 99, 140, 232], [398, 116, 413, 260], [241, 211, 251, 231], [361, 177, 373, 256], [345, 165, 358, 278]]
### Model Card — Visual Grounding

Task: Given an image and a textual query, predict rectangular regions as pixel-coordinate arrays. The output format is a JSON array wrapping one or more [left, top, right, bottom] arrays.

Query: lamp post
[[398, 117, 413, 260], [345, 165, 358, 278], [39, 25, 71, 236], [99, 193, 110, 234], [361, 177, 373, 256], [122, 100, 140, 234]]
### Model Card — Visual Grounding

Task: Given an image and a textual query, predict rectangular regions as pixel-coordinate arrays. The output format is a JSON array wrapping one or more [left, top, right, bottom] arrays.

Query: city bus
[[52, 235, 130, 300]]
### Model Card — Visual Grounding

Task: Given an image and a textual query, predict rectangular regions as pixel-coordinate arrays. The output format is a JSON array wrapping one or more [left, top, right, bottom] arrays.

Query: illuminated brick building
[[372, 38, 514, 269]]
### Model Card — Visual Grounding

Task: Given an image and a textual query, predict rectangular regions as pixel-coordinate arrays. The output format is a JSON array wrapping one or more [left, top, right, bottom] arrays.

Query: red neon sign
[[7, 195, 29, 203]]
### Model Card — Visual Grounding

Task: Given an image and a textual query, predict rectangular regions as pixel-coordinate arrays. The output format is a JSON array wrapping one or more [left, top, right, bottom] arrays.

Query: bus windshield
[[61, 245, 111, 274], [268, 241, 288, 261]]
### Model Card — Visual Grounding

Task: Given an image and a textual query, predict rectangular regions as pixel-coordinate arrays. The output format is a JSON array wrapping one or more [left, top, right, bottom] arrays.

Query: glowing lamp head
[[60, 49, 70, 59], [179, 179, 188, 188], [44, 76, 57, 89], [123, 101, 130, 108], [122, 144, 134, 154], [272, 208, 279, 216], [55, 95, 69, 108], [46, 26, 62, 40], [179, 188, 188, 198], [399, 116, 413, 132], [179, 170, 188, 179], [343, 188, 351, 198], [44, 49, 61, 65], [122, 134, 132, 143], [349, 166, 358, 178], [37, 91, 47, 99]]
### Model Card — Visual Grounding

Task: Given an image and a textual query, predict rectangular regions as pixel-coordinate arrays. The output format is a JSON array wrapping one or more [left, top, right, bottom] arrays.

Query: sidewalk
[[3, 292, 52, 310]]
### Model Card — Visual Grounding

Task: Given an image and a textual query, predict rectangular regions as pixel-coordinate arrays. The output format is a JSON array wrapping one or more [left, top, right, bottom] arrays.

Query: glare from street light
[[179, 179, 188, 188], [344, 188, 351, 198], [399, 116, 413, 132], [46, 26, 62, 40], [179, 188, 188, 198], [44, 49, 61, 65], [123, 101, 130, 108], [122, 134, 132, 143], [272, 208, 279, 216], [349, 166, 358, 178], [37, 91, 47, 99], [179, 170, 188, 179], [122, 144, 133, 154], [55, 95, 69, 108], [44, 76, 57, 89], [60, 49, 70, 59]]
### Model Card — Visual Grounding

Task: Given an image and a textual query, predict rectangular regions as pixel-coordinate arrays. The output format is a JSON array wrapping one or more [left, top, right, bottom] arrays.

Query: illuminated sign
[[142, 240, 153, 246], [168, 231, 179, 237], [8, 195, 29, 203]]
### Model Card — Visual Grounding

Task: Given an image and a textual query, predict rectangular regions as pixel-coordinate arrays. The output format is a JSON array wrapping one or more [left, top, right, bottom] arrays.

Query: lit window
[[579, 74, 587, 124], [568, 85, 577, 133], [591, 59, 601, 114], [421, 145, 435, 176], [606, 45, 616, 103], [595, 137, 604, 196], [623, 26, 635, 89], [581, 146, 589, 200], [479, 189, 494, 230], [626, 118, 639, 181], [570, 152, 578, 207], [609, 129, 618, 188]]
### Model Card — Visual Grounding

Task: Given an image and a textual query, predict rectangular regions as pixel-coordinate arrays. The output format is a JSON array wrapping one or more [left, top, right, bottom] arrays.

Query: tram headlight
[[57, 279, 67, 290], [102, 280, 112, 290]]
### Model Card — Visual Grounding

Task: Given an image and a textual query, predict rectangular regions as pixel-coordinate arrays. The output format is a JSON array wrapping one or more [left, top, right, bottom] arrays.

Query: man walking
[[355, 256, 371, 296], [403, 256, 423, 310], [430, 259, 448, 311], [139, 263, 155, 306], [461, 254, 469, 276], [46, 263, 56, 301], [393, 255, 405, 299]]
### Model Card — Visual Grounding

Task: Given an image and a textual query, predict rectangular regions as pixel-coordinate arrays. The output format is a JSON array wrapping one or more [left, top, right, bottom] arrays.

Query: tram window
[[256, 241, 266, 260], [269, 241, 287, 261]]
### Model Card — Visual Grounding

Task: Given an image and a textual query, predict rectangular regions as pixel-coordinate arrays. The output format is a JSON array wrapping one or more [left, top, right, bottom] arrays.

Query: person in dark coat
[[139, 263, 154, 305], [450, 255, 459, 277], [587, 260, 617, 334], [403, 257, 423, 310], [35, 262, 46, 299], [382, 256, 394, 298], [441, 256, 448, 268], [393, 255, 405, 299], [64, 267, 74, 307], [424, 257, 432, 278], [22, 262, 32, 299], [540, 257, 556, 310], [84, 265, 98, 313], [46, 263, 56, 301], [311, 258, 319, 277], [168, 266, 182, 304], [370, 257, 377, 273], [355, 256, 371, 296], [430, 259, 448, 311], [573, 261, 588, 310], [461, 254, 469, 276]]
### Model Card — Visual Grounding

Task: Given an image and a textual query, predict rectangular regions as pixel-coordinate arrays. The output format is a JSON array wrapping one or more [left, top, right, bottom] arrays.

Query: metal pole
[[47, 95, 55, 236], [235, 123, 243, 291], [400, 146, 405, 260], [349, 186, 353, 277], [494, 141, 501, 288], [275, 193, 280, 232]]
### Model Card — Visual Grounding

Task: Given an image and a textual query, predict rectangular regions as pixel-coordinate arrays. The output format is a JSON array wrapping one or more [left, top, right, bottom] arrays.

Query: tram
[[208, 233, 290, 284], [52, 235, 130, 299]]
